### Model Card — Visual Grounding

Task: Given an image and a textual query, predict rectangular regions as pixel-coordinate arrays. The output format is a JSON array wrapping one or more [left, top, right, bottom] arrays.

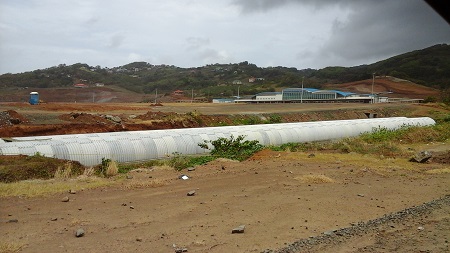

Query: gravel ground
[[268, 195, 450, 253]]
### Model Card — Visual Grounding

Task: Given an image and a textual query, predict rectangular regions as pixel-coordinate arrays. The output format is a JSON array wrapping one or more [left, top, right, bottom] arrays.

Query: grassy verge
[[0, 177, 113, 198], [270, 121, 450, 157]]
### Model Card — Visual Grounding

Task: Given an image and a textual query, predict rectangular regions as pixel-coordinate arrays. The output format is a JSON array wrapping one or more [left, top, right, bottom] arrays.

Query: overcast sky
[[0, 0, 449, 74]]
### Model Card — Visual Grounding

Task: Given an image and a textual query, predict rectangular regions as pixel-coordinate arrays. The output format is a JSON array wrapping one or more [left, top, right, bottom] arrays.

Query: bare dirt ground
[[0, 102, 446, 137], [1, 102, 449, 253]]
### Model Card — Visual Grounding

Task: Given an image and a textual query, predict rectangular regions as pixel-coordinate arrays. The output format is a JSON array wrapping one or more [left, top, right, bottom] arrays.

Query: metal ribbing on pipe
[[0, 117, 436, 166]]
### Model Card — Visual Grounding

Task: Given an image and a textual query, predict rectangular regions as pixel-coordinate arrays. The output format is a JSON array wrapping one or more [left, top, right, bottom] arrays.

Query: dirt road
[[2, 151, 449, 253]]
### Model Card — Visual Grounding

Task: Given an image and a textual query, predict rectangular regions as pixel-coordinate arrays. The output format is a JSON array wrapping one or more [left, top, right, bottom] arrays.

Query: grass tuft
[[0, 241, 25, 253], [105, 160, 119, 177], [295, 174, 335, 184], [122, 179, 167, 189], [54, 162, 73, 179]]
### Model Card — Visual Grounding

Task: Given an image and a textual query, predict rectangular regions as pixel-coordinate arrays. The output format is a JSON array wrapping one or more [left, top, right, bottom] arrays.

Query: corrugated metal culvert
[[0, 117, 435, 166]]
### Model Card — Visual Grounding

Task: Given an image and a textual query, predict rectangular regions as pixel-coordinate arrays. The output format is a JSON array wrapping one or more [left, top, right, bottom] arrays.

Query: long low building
[[0, 117, 435, 166], [236, 88, 381, 103]]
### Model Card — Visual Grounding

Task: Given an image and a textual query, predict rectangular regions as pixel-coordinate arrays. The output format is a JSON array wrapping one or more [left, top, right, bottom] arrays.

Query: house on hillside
[[73, 83, 88, 88], [172, 90, 184, 96], [248, 77, 265, 83]]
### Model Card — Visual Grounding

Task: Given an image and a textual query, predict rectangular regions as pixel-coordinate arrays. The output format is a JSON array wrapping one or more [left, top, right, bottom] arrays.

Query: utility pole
[[191, 89, 194, 103], [301, 76, 304, 103], [372, 73, 375, 103], [154, 89, 158, 104]]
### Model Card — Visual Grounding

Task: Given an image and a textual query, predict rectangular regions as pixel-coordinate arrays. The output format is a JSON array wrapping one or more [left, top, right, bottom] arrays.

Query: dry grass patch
[[69, 217, 88, 227], [83, 167, 96, 177], [286, 152, 435, 174], [0, 177, 113, 198], [295, 174, 335, 184], [152, 165, 176, 171], [213, 158, 240, 163], [105, 160, 119, 177], [122, 178, 167, 189], [426, 168, 450, 174], [54, 162, 73, 179], [0, 241, 25, 253]]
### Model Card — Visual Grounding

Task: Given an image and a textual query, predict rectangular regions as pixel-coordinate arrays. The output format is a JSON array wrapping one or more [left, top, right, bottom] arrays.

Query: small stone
[[357, 194, 365, 197], [136, 238, 142, 242], [418, 226, 424, 231], [7, 219, 18, 223], [126, 175, 133, 179], [323, 231, 334, 236], [232, 225, 245, 234], [308, 153, 315, 158], [68, 189, 76, 194], [187, 190, 196, 196], [75, 228, 85, 237], [61, 196, 70, 202], [129, 206, 135, 209], [51, 218, 58, 221], [187, 167, 195, 171]]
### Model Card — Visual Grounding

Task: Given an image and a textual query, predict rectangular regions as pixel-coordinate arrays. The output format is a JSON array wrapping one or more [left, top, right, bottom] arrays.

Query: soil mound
[[0, 110, 28, 127]]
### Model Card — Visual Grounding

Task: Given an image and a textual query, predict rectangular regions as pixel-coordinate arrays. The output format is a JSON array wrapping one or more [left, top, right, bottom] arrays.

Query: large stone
[[105, 115, 122, 123], [410, 151, 432, 163], [232, 225, 245, 234], [75, 228, 85, 237]]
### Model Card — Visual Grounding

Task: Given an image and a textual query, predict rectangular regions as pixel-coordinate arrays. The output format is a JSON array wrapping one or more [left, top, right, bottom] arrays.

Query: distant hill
[[0, 44, 449, 102], [323, 76, 440, 100], [314, 44, 450, 89]]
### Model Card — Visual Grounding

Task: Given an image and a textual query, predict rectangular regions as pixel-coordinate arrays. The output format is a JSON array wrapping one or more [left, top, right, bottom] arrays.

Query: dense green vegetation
[[199, 135, 264, 161], [1, 44, 449, 99]]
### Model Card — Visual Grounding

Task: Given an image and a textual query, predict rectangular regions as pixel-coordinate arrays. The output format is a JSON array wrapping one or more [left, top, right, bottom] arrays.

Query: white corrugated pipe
[[0, 117, 435, 166]]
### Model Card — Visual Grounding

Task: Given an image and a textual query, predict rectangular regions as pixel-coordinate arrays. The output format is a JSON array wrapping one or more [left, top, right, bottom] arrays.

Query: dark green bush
[[199, 135, 263, 161]]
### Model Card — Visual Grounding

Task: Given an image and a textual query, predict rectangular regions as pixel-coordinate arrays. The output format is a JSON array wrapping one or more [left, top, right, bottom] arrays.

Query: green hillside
[[314, 44, 450, 89], [0, 44, 449, 98]]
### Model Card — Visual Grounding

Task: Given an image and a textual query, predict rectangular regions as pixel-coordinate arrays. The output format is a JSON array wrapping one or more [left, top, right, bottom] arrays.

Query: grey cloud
[[85, 17, 99, 25], [231, 0, 361, 13], [109, 34, 125, 48], [196, 48, 232, 64], [186, 37, 211, 51], [318, 0, 450, 65], [232, 0, 290, 13]]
